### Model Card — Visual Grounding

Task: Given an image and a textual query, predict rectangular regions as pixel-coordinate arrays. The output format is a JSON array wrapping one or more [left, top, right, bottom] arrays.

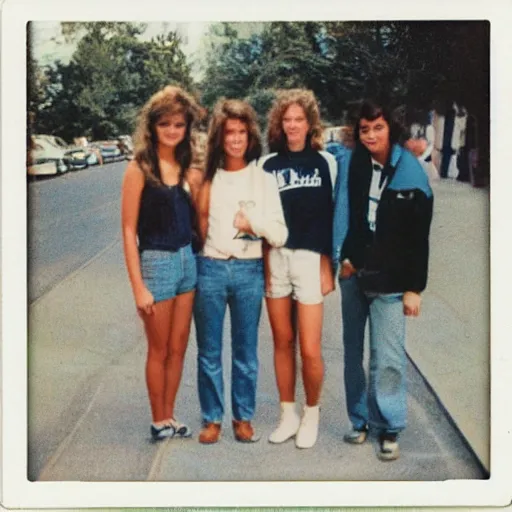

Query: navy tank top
[[137, 182, 193, 252]]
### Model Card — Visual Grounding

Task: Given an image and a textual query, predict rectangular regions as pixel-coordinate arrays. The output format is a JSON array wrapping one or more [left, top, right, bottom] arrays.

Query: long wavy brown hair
[[204, 99, 262, 182], [267, 88, 324, 153], [133, 85, 203, 186]]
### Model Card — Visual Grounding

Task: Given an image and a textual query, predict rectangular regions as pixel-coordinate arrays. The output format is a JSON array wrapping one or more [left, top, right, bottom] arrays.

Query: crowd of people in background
[[121, 84, 434, 462]]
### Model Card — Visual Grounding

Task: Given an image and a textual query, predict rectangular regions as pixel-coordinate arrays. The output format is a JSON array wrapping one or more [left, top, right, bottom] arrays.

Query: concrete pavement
[[406, 179, 489, 470], [28, 178, 488, 482]]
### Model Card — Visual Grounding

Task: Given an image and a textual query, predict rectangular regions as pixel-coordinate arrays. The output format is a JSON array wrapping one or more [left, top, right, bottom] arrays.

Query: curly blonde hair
[[133, 85, 203, 186], [204, 99, 262, 182], [267, 89, 324, 153]]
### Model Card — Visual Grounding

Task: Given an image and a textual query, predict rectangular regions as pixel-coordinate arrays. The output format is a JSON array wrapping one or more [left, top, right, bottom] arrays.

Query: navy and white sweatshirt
[[261, 148, 337, 256]]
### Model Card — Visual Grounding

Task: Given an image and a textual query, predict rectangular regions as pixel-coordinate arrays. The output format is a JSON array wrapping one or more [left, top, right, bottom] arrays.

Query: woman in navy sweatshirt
[[261, 89, 337, 449]]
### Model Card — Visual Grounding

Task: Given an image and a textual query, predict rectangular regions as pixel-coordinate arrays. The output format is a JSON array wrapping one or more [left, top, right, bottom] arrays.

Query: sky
[[30, 21, 212, 79]]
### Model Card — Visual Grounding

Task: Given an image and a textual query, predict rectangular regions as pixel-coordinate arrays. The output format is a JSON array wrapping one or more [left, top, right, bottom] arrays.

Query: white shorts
[[266, 247, 322, 305]]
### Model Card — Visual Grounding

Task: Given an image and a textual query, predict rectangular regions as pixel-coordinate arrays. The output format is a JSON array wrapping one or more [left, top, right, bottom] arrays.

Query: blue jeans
[[194, 256, 264, 424], [340, 276, 407, 434]]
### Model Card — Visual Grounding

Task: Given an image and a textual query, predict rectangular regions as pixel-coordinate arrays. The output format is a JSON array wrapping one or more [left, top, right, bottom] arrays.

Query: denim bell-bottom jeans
[[194, 256, 264, 424], [340, 275, 407, 434]]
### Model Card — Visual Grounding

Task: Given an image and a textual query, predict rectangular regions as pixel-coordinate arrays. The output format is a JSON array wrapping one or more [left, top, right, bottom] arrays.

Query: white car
[[30, 135, 69, 175], [27, 160, 59, 178], [37, 135, 99, 170]]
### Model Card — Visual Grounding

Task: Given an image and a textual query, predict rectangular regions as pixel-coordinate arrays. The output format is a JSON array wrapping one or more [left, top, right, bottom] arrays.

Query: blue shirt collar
[[389, 144, 403, 168]]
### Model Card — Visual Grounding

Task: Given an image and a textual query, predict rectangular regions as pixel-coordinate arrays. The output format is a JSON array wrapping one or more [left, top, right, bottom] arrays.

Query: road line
[[146, 438, 172, 481], [30, 237, 121, 307], [38, 382, 104, 481]]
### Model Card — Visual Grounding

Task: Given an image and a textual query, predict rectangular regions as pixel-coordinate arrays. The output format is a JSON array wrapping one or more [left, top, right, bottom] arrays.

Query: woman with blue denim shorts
[[121, 85, 203, 441]]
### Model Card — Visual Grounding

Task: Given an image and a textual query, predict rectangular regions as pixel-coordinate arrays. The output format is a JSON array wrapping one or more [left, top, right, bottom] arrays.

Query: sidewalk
[[406, 178, 490, 470], [154, 180, 490, 480], [28, 179, 488, 482]]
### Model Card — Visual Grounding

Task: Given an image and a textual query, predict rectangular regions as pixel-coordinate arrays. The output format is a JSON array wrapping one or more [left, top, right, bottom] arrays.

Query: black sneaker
[[343, 425, 368, 445], [151, 423, 176, 441], [168, 418, 192, 438], [377, 432, 399, 461]]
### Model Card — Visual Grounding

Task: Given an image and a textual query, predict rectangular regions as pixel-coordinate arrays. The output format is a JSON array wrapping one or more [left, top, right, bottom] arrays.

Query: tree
[[200, 22, 333, 121], [245, 88, 276, 135], [30, 22, 194, 141], [58, 22, 147, 44], [200, 23, 264, 107]]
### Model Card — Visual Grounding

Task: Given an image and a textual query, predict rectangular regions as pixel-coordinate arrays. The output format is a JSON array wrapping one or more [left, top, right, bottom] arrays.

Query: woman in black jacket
[[336, 99, 434, 461]]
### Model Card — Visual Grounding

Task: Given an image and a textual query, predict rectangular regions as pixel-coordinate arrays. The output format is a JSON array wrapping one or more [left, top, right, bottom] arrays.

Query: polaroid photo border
[[2, 0, 510, 508]]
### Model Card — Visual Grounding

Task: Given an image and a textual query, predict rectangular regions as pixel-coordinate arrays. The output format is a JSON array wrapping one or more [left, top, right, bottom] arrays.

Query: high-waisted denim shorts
[[140, 244, 197, 303]]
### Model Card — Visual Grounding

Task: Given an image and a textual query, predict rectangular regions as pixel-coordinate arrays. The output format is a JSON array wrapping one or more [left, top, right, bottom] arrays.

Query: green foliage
[[30, 21, 488, 174], [201, 32, 263, 107], [59, 22, 147, 43], [245, 88, 276, 133], [199, 20, 488, 129], [200, 22, 333, 123], [30, 23, 193, 141], [256, 22, 329, 91]]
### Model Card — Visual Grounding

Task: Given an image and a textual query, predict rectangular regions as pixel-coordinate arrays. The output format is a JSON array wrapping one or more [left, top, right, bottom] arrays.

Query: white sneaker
[[295, 405, 320, 449], [268, 402, 301, 444]]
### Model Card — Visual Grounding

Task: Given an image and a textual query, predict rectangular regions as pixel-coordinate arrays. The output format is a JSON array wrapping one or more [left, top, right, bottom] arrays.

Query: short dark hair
[[354, 99, 405, 146]]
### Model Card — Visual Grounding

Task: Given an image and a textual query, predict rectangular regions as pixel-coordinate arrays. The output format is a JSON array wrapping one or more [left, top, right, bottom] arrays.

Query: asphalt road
[[28, 160, 127, 303], [27, 163, 486, 485]]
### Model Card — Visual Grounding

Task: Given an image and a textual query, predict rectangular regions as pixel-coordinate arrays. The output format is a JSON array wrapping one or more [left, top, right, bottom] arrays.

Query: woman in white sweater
[[194, 99, 288, 444]]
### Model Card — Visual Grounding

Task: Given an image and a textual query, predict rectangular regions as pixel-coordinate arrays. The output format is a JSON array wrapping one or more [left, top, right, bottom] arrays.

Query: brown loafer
[[232, 420, 260, 443], [198, 422, 221, 444]]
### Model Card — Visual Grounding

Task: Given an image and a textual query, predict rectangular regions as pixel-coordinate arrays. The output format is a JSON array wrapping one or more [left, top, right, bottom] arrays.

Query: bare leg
[[265, 296, 296, 402], [163, 290, 195, 420], [297, 302, 324, 406], [142, 299, 173, 423]]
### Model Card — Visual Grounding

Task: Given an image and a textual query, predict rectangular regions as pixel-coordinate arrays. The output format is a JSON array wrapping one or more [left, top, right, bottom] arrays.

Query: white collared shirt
[[367, 159, 388, 232]]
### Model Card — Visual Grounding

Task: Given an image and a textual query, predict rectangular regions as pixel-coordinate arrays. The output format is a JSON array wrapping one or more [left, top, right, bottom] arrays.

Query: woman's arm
[[403, 291, 422, 316], [121, 161, 154, 316], [185, 167, 204, 206], [320, 254, 335, 295], [196, 179, 211, 247], [240, 171, 288, 247]]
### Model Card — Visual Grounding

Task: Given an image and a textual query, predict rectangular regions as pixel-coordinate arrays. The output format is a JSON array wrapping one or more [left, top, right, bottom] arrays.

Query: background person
[[331, 98, 434, 461], [261, 89, 337, 449], [194, 99, 287, 444], [121, 85, 203, 441], [405, 109, 439, 183]]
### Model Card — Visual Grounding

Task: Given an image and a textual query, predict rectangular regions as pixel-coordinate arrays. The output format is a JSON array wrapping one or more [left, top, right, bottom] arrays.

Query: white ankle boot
[[295, 405, 320, 449], [268, 402, 301, 444]]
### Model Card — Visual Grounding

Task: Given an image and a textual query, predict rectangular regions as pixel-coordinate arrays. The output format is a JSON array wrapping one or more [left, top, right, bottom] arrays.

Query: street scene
[[15, 17, 500, 508], [28, 160, 488, 482]]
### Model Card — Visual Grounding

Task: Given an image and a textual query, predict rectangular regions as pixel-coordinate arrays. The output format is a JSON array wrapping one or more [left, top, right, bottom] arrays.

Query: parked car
[[30, 135, 70, 175], [27, 160, 59, 179], [66, 146, 100, 167], [38, 135, 101, 170], [74, 137, 103, 165], [118, 135, 134, 160], [90, 140, 124, 163]]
